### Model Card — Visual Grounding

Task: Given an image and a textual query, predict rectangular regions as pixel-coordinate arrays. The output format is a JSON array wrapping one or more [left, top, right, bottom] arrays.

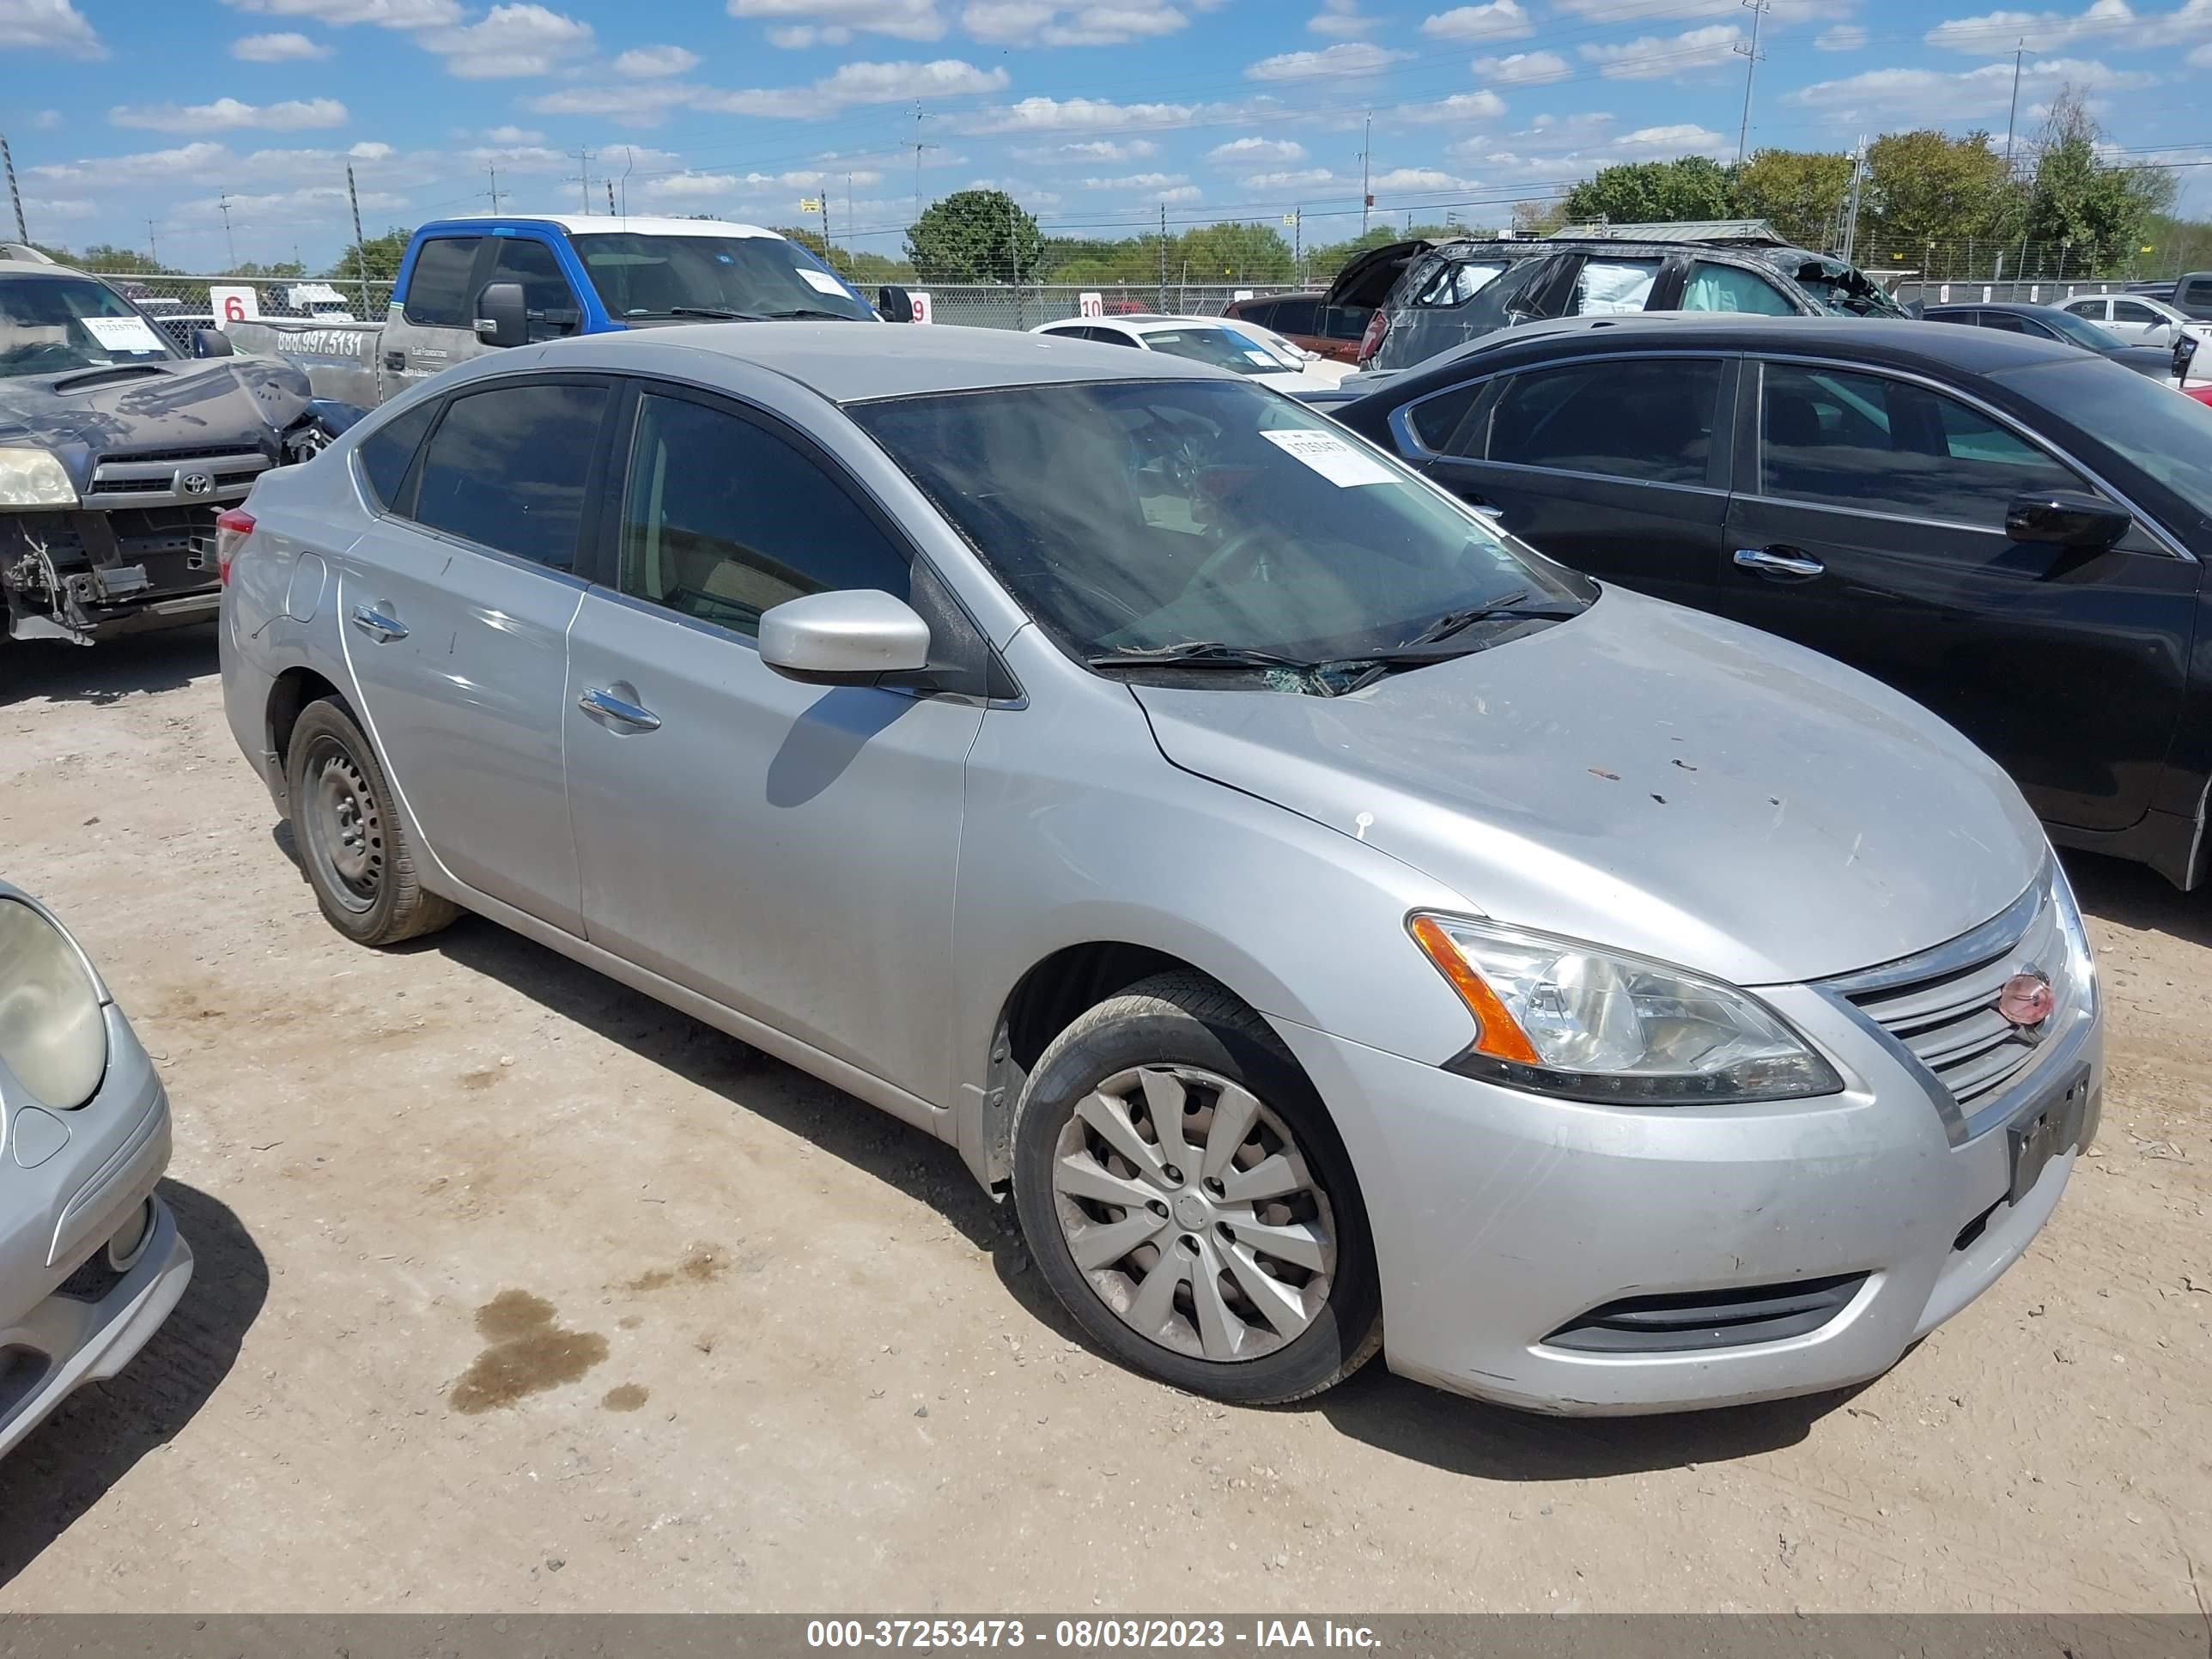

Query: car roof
[[1923, 300, 2068, 317], [535, 319, 1233, 401], [420, 214, 784, 240], [0, 261, 100, 282], [1352, 312, 2089, 396]]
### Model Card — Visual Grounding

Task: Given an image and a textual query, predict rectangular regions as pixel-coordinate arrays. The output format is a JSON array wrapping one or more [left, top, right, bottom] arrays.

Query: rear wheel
[[286, 696, 456, 946], [1012, 972, 1382, 1404]]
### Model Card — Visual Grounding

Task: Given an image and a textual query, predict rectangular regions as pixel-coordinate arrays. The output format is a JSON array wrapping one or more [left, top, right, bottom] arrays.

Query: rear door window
[[1413, 259, 1510, 309], [410, 380, 609, 568], [1479, 358, 1723, 485], [1570, 258, 1663, 316], [356, 398, 439, 513], [1267, 296, 1317, 333], [2182, 276, 2212, 307], [401, 236, 483, 328], [1681, 261, 1797, 316], [1756, 362, 2088, 527]]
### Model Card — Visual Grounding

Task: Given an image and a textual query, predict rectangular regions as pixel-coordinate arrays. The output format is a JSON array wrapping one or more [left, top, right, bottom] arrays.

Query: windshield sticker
[[81, 314, 166, 354], [1260, 428, 1397, 487], [798, 268, 850, 296], [1243, 349, 1279, 366]]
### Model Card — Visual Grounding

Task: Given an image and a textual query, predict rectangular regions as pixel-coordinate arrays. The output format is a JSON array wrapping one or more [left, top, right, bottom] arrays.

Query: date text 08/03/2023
[[805, 1620, 1381, 1650]]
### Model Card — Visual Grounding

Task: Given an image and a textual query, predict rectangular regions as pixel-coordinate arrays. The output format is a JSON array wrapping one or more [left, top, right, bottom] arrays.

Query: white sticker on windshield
[[1260, 428, 1397, 488], [82, 314, 165, 354], [1244, 349, 1279, 365], [798, 267, 850, 296]]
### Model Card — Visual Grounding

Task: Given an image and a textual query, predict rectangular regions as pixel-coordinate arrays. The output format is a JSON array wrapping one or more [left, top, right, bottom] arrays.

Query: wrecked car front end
[[1, 267, 327, 646]]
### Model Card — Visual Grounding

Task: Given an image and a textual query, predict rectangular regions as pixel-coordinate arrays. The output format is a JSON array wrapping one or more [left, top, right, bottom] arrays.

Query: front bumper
[[1, 1001, 194, 1457], [1270, 966, 2100, 1416]]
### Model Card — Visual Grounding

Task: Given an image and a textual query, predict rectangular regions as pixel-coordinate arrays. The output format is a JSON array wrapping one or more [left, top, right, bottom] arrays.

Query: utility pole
[[1006, 192, 1022, 327], [1359, 112, 1372, 237], [908, 102, 936, 225], [2003, 40, 2025, 171], [1158, 202, 1169, 312], [822, 192, 834, 270], [575, 148, 594, 214], [1839, 137, 1866, 263], [1286, 207, 1302, 283], [488, 164, 501, 211], [147, 218, 160, 265], [346, 162, 371, 317], [0, 135, 27, 244], [620, 147, 635, 216], [1734, 0, 1771, 164], [606, 179, 617, 215], [219, 192, 237, 270]]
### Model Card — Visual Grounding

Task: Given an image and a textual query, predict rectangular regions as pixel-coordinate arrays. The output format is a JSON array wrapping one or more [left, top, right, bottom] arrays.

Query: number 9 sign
[[208, 285, 260, 326]]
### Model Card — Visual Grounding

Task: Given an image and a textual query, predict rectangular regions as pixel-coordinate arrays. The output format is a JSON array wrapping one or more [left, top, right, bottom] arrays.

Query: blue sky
[[3, 0, 2207, 271]]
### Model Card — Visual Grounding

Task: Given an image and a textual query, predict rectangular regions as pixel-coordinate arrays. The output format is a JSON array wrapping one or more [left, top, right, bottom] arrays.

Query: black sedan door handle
[[1734, 546, 1826, 581]]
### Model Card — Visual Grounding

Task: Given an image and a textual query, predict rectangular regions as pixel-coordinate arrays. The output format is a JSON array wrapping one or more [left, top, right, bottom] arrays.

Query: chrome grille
[[1827, 870, 2074, 1115], [82, 450, 269, 510]]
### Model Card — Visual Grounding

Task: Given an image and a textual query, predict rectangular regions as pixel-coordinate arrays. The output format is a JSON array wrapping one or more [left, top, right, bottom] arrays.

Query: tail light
[[1358, 310, 1389, 366], [214, 507, 255, 586]]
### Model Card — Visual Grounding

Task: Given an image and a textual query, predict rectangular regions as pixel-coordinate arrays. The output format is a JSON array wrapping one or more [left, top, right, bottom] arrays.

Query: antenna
[[1734, 0, 1771, 164]]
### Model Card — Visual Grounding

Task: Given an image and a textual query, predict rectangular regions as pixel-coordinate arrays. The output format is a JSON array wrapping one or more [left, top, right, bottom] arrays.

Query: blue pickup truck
[[222, 214, 901, 411]]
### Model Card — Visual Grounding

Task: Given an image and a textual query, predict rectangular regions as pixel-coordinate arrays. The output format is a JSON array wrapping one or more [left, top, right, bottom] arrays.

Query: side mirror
[[2146, 318, 2171, 338], [191, 327, 235, 358], [2007, 490, 2131, 550], [759, 590, 931, 684], [878, 284, 915, 324], [473, 281, 528, 349]]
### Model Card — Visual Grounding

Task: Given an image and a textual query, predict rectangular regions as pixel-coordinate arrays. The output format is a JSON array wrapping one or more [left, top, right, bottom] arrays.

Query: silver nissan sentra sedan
[[1, 882, 194, 1456], [218, 324, 2099, 1414]]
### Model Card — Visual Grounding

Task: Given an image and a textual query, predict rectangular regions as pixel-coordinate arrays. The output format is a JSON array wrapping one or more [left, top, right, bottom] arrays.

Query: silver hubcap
[[1050, 1065, 1335, 1364], [304, 738, 383, 913]]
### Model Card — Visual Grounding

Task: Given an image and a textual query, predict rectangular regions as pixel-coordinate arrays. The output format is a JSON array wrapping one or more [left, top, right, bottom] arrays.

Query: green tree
[[323, 227, 412, 284], [75, 242, 174, 274], [230, 258, 307, 279], [2022, 88, 2175, 274], [1175, 222, 1295, 283], [1860, 130, 2011, 258], [1304, 222, 1465, 283], [1559, 156, 1739, 227], [905, 190, 1043, 283], [1735, 149, 1855, 248]]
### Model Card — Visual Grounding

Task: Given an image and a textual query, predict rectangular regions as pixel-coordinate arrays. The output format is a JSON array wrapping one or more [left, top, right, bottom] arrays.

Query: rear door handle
[[1733, 546, 1826, 580], [349, 602, 408, 642], [578, 687, 661, 731]]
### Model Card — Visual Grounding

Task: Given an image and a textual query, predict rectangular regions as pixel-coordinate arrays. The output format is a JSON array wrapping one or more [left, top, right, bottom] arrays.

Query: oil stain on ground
[[449, 1291, 609, 1414], [623, 1245, 728, 1293], [602, 1383, 650, 1412]]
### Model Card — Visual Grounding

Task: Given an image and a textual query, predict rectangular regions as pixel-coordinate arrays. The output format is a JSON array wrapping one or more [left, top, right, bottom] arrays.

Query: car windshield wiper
[[1087, 641, 1318, 674], [654, 305, 762, 320], [756, 306, 866, 320], [1317, 592, 1585, 694]]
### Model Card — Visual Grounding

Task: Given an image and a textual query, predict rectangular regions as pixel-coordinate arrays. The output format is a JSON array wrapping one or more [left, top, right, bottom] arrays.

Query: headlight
[[0, 447, 77, 508], [0, 898, 107, 1109], [1409, 915, 1843, 1106]]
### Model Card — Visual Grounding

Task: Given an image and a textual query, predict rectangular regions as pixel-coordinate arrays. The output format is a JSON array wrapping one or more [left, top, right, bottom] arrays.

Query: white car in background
[[2061, 292, 2207, 361], [1030, 313, 1348, 393]]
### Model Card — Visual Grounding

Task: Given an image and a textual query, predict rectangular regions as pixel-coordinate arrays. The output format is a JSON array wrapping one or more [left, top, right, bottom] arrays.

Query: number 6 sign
[[209, 284, 260, 326]]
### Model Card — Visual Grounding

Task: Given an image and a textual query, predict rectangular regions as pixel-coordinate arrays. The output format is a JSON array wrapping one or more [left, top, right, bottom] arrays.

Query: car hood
[[1128, 586, 2046, 988], [0, 356, 314, 486], [2106, 342, 2179, 378]]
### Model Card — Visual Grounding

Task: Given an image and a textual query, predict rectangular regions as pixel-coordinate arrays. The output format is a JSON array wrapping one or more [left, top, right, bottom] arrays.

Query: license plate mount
[[2008, 1064, 2092, 1205]]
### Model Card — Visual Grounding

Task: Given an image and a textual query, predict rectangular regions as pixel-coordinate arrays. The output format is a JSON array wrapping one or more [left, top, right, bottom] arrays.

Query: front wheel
[[1012, 972, 1382, 1404], [285, 696, 457, 946]]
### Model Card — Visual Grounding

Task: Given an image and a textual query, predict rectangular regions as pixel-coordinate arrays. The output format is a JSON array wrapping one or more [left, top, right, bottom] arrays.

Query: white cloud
[[1616, 121, 1729, 152], [1923, 0, 2154, 52], [1420, 0, 1530, 40], [1815, 22, 1868, 47], [459, 143, 574, 171], [698, 58, 1009, 117], [417, 3, 593, 76], [1153, 184, 1202, 202], [111, 97, 349, 131], [224, 0, 460, 25], [640, 172, 740, 201], [231, 30, 331, 59], [1580, 23, 1741, 78], [1207, 136, 1307, 165], [767, 23, 851, 41], [179, 185, 408, 222], [1472, 48, 1568, 82], [0, 0, 102, 56], [1395, 89, 1510, 121], [1546, 0, 1732, 14], [32, 110, 64, 129], [1247, 40, 1411, 76], [2192, 34, 2212, 57], [1373, 166, 1469, 190], [1243, 167, 1338, 187], [958, 94, 1198, 132], [1014, 137, 1160, 161], [963, 0, 1188, 45], [613, 43, 702, 75], [1309, 0, 1377, 33], [526, 82, 703, 125], [484, 124, 544, 143], [349, 140, 395, 160], [1785, 55, 2155, 117], [726, 0, 945, 40], [1082, 170, 1188, 188]]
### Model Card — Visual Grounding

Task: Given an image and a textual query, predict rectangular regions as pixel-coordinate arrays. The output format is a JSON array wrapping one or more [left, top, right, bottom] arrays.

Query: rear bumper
[[1271, 991, 2099, 1415]]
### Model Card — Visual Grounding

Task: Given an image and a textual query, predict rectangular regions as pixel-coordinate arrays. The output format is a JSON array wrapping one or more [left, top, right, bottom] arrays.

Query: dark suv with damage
[[1, 259, 337, 647], [1330, 226, 1905, 374]]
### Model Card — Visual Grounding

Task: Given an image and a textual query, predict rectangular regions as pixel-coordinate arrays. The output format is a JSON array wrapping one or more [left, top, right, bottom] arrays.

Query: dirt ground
[[2, 626, 2208, 1614]]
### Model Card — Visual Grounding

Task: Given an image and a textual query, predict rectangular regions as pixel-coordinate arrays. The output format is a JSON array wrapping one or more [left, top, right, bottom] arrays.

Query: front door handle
[[578, 687, 661, 731], [349, 602, 408, 642], [1733, 546, 1826, 581], [1465, 498, 1505, 526]]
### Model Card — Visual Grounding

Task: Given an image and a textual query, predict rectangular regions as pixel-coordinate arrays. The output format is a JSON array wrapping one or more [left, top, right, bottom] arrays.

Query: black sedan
[[1920, 300, 2180, 380], [1334, 314, 2212, 888]]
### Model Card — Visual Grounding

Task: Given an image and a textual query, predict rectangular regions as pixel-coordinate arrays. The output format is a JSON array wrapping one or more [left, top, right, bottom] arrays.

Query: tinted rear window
[[412, 381, 607, 568], [356, 398, 437, 512]]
